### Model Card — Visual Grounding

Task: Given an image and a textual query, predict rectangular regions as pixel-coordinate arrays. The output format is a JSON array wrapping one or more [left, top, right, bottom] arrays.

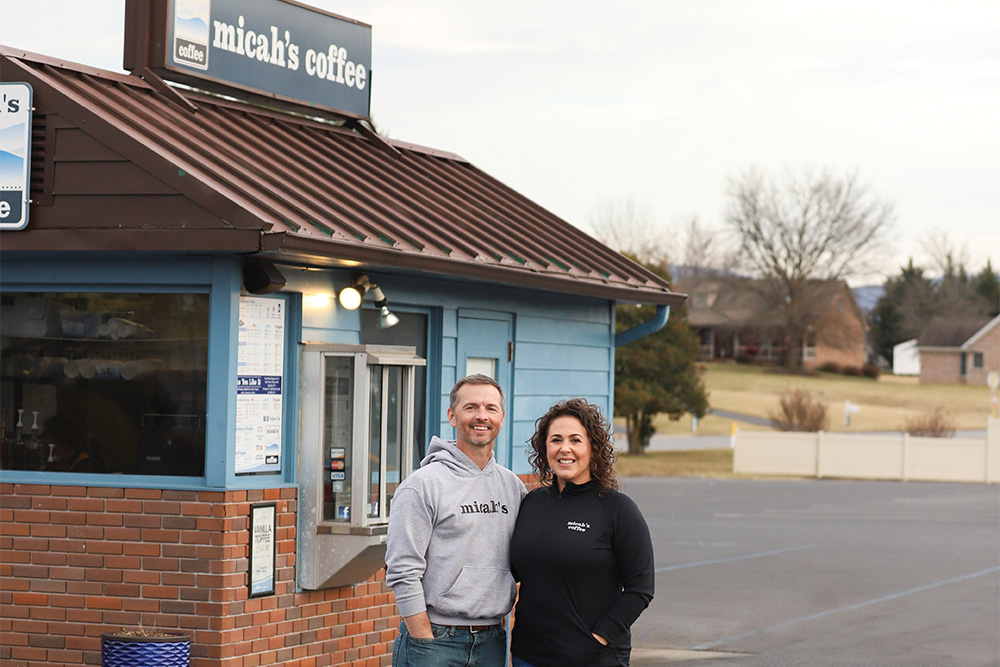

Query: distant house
[[674, 278, 867, 369], [917, 315, 1000, 384], [892, 339, 920, 376]]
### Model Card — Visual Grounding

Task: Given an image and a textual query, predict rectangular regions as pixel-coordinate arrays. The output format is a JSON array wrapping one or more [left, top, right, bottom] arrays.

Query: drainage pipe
[[615, 305, 670, 347]]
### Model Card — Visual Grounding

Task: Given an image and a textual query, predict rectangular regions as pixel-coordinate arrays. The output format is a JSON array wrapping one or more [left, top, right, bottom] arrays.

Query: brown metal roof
[[0, 47, 683, 306]]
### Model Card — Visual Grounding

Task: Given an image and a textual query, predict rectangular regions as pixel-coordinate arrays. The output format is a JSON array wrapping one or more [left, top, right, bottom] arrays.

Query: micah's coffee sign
[[134, 0, 372, 118], [0, 82, 32, 231]]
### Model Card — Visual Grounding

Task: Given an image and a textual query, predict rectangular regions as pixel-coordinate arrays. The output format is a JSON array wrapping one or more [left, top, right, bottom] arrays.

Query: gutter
[[615, 305, 670, 347]]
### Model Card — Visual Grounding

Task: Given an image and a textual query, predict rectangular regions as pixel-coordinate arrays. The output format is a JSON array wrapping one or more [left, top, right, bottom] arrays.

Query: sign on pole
[[0, 82, 32, 230]]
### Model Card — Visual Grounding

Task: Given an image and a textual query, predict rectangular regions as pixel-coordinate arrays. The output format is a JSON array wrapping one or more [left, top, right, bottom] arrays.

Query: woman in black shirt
[[510, 398, 654, 667]]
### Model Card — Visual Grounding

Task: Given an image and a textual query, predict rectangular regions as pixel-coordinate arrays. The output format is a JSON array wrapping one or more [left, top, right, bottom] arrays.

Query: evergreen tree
[[972, 260, 1000, 316], [615, 259, 708, 453]]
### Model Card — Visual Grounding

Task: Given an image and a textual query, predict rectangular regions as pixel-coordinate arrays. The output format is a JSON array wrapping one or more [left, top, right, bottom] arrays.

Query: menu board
[[236, 296, 285, 475]]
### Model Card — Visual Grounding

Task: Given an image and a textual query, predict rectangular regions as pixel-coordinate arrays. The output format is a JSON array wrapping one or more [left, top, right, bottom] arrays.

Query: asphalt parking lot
[[621, 477, 1000, 666]]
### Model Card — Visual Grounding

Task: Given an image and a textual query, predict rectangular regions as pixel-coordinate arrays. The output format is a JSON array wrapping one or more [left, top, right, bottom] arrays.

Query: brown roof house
[[917, 315, 1000, 384], [675, 277, 867, 369]]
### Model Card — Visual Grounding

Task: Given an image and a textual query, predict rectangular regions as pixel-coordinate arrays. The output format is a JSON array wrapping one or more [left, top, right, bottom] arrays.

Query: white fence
[[733, 418, 1000, 484]]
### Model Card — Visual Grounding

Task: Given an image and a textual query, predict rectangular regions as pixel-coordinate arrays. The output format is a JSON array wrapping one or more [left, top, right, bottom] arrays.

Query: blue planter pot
[[101, 632, 191, 667]]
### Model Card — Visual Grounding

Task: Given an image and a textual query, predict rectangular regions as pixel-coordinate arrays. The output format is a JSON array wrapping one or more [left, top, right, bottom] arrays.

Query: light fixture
[[338, 275, 369, 310], [337, 275, 400, 328]]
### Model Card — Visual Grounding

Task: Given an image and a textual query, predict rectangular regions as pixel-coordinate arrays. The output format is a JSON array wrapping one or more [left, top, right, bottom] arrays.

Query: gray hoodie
[[385, 436, 527, 625]]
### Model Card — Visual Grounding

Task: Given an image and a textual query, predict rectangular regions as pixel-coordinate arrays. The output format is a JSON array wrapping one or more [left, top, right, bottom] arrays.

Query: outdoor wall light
[[338, 275, 399, 328]]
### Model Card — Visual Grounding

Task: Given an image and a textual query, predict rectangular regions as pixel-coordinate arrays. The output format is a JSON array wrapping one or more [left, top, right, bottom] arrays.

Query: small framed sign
[[249, 502, 276, 597]]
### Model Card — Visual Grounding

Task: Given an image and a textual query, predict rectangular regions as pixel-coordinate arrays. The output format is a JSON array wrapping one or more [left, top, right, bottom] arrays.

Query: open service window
[[298, 344, 425, 589]]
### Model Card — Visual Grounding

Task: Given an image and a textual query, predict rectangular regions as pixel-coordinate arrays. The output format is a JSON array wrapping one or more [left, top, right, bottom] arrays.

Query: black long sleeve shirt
[[510, 480, 655, 667]]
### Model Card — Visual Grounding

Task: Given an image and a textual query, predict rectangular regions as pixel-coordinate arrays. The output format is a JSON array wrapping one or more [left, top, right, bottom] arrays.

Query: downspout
[[615, 305, 670, 347]]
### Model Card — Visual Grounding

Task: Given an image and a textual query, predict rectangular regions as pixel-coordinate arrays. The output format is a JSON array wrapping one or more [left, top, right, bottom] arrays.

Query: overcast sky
[[2, 0, 997, 282]]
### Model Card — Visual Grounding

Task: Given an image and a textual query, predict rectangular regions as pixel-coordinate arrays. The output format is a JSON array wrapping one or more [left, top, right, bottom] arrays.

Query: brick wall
[[0, 484, 398, 667], [920, 349, 960, 384]]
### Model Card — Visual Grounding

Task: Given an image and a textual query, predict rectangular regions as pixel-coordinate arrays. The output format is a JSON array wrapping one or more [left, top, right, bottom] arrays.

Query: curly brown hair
[[527, 398, 619, 494]]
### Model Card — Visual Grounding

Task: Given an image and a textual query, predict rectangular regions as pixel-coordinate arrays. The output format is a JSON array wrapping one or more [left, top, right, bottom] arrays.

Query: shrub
[[817, 362, 842, 374], [903, 406, 957, 437], [841, 365, 863, 377], [770, 389, 828, 432], [861, 364, 881, 380]]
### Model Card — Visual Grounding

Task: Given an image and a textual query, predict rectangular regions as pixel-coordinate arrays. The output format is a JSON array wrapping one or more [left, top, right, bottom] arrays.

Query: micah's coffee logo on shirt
[[460, 500, 509, 515], [566, 521, 590, 533]]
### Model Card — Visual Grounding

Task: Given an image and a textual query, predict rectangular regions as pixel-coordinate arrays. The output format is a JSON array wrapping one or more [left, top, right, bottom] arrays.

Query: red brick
[[50, 486, 87, 497], [142, 529, 180, 543], [124, 488, 162, 500], [181, 502, 212, 516], [103, 527, 142, 542], [86, 596, 122, 610], [88, 512, 124, 527], [142, 585, 180, 599], [2, 496, 31, 509], [104, 555, 141, 570], [143, 501, 182, 515], [17, 509, 51, 523], [67, 582, 103, 595], [11, 563, 48, 578], [32, 551, 68, 566], [49, 566, 87, 581], [49, 511, 87, 525], [51, 594, 88, 609], [30, 579, 67, 593], [88, 487, 124, 499], [123, 542, 160, 556], [30, 523, 67, 538], [13, 484, 49, 494], [66, 497, 104, 512], [123, 570, 160, 585], [30, 606, 66, 622], [67, 553, 104, 568], [123, 597, 159, 612], [48, 538, 86, 553], [11, 618, 47, 633], [87, 541, 123, 555], [124, 513, 162, 528], [31, 496, 67, 510], [67, 527, 106, 545], [105, 498, 144, 513], [87, 568, 123, 583]]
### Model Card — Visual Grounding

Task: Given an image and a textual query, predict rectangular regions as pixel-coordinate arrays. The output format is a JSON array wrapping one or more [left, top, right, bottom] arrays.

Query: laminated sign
[[0, 82, 32, 230]]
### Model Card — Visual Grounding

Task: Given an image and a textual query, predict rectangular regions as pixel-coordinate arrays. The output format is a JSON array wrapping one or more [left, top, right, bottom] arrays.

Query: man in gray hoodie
[[386, 374, 527, 667]]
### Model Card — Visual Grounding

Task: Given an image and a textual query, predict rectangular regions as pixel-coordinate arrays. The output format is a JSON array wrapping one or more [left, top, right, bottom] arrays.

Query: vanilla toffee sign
[[0, 82, 31, 230], [140, 0, 372, 117]]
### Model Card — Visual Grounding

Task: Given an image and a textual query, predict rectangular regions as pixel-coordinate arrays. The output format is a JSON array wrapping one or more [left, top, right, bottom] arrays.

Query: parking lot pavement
[[621, 477, 1000, 666]]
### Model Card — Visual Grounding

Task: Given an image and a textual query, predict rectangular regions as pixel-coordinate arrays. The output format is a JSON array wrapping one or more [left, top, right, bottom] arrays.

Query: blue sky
[[2, 0, 997, 280]]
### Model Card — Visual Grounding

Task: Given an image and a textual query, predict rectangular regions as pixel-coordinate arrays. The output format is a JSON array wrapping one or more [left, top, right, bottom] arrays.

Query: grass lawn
[[642, 361, 992, 435], [616, 449, 736, 478]]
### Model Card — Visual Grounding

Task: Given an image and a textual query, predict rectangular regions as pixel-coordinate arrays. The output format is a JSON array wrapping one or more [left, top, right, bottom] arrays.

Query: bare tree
[[918, 228, 972, 278], [726, 168, 894, 369], [589, 198, 671, 267], [681, 216, 715, 277]]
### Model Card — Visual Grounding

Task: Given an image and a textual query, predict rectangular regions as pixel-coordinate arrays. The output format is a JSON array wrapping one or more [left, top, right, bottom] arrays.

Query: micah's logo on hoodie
[[459, 500, 509, 515]]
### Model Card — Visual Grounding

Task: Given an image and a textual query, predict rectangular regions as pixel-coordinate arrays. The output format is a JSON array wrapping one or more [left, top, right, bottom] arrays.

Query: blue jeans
[[392, 622, 507, 667], [511, 658, 540, 667]]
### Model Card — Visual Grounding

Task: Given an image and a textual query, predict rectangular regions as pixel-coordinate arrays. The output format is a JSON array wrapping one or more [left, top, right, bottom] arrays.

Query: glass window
[[322, 356, 354, 520], [0, 292, 208, 475], [973, 352, 984, 370]]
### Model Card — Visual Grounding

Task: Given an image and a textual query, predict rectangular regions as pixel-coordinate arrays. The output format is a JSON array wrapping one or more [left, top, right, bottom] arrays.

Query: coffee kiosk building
[[0, 3, 683, 665]]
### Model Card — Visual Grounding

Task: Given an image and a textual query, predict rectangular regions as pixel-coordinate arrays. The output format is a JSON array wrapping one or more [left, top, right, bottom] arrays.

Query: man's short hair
[[450, 374, 505, 412]]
